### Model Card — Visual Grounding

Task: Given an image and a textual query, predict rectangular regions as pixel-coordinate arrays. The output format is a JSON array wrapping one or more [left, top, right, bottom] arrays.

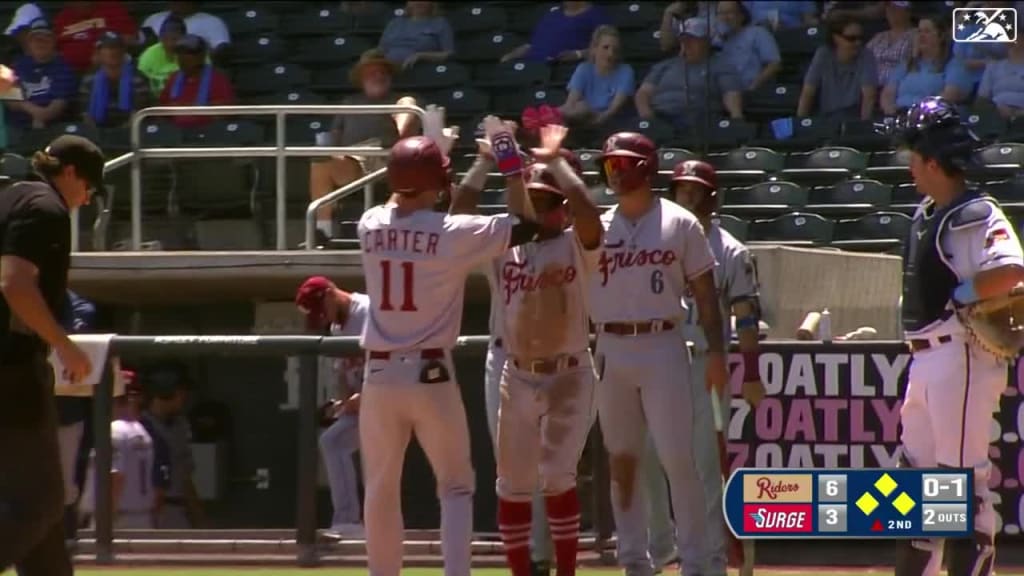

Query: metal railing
[[304, 166, 387, 249], [119, 104, 427, 251]]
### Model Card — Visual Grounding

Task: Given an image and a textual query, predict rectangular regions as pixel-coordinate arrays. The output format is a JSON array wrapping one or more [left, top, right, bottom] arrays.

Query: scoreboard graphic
[[724, 468, 974, 539]]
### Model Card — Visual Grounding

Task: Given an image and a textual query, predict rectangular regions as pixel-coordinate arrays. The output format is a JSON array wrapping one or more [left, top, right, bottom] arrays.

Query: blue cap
[[160, 14, 187, 37], [174, 33, 207, 54]]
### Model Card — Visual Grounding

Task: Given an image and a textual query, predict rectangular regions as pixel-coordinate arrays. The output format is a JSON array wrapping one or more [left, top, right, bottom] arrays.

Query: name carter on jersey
[[362, 228, 440, 255], [597, 247, 677, 286], [502, 260, 578, 304]]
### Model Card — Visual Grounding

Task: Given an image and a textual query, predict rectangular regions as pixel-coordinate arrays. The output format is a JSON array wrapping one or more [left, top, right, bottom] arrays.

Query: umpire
[[0, 134, 104, 574]]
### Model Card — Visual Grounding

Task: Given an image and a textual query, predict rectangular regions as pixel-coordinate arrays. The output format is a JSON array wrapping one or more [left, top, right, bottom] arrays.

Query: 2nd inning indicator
[[723, 468, 973, 539]]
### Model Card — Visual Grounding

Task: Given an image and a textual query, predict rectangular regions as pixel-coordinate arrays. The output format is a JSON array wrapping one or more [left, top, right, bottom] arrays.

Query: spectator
[[865, 1, 916, 87], [880, 14, 971, 116], [158, 34, 234, 128], [307, 49, 418, 246], [977, 34, 1024, 119], [5, 3, 44, 48], [142, 1, 230, 62], [658, 1, 715, 52], [6, 18, 77, 130], [500, 1, 608, 64], [138, 15, 188, 94], [953, 0, 1013, 88], [80, 32, 151, 128], [53, 1, 138, 74], [558, 26, 635, 127], [716, 0, 782, 90], [797, 15, 878, 120], [823, 1, 887, 22], [378, 1, 453, 69], [635, 18, 744, 130], [744, 0, 819, 31]]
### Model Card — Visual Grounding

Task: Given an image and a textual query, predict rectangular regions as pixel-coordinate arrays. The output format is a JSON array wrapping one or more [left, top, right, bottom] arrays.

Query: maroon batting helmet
[[387, 136, 451, 196], [598, 132, 657, 192], [671, 160, 717, 192], [524, 162, 564, 196]]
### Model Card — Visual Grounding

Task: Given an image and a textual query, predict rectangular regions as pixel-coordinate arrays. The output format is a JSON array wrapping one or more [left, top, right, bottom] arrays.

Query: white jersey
[[492, 229, 599, 358], [358, 204, 515, 350], [682, 222, 759, 351], [589, 198, 716, 323], [81, 420, 156, 514], [330, 292, 369, 395]]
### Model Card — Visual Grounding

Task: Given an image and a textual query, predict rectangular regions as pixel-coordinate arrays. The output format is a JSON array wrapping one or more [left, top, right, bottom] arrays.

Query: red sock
[[498, 498, 533, 576], [546, 488, 581, 576]]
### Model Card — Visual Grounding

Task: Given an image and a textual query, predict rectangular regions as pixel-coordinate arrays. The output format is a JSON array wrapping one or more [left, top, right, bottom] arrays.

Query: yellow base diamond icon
[[874, 473, 898, 497], [856, 492, 879, 515], [892, 492, 916, 516]]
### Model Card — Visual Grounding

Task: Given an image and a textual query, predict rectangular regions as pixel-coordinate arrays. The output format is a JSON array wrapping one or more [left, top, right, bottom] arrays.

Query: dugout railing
[[88, 334, 614, 566]]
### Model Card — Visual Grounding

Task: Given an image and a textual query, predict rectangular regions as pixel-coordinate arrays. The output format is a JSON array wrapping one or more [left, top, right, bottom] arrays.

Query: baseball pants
[[0, 357, 73, 576], [320, 413, 362, 528], [57, 421, 84, 507], [899, 336, 1006, 574], [360, 351, 474, 576], [640, 434, 678, 568], [689, 350, 729, 576], [595, 330, 707, 576], [485, 339, 553, 564], [157, 503, 191, 529]]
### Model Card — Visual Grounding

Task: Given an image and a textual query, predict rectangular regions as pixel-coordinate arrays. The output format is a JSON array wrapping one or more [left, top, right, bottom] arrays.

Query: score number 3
[[379, 260, 417, 311]]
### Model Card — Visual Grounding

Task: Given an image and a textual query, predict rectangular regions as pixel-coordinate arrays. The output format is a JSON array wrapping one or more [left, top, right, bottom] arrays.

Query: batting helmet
[[387, 136, 451, 196], [598, 132, 657, 192], [893, 96, 978, 173], [524, 162, 563, 195], [558, 148, 584, 176], [671, 160, 717, 192]]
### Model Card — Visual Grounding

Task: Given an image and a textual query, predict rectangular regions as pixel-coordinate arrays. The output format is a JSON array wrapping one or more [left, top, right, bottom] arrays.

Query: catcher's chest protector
[[902, 193, 989, 332]]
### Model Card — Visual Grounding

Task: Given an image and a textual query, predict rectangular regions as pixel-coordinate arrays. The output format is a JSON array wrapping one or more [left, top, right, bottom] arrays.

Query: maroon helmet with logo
[[598, 132, 658, 192], [524, 162, 563, 196], [671, 159, 717, 192], [387, 136, 451, 196]]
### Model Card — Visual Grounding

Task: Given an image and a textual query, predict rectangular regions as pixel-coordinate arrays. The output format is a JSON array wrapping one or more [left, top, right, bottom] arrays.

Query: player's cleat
[[322, 523, 365, 541]]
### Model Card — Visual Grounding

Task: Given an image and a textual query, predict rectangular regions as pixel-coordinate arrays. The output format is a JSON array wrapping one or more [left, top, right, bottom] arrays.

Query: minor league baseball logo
[[953, 7, 1017, 43]]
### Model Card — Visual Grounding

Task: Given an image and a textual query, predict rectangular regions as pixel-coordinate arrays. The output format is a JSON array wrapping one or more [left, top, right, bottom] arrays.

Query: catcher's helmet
[[387, 136, 451, 196], [598, 132, 657, 192], [893, 96, 978, 172]]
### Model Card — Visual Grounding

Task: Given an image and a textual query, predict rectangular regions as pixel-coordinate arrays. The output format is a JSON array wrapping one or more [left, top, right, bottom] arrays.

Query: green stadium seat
[[985, 177, 1024, 208], [745, 84, 801, 117], [0, 152, 28, 179], [749, 212, 834, 245], [832, 211, 911, 252], [458, 32, 525, 63], [864, 149, 912, 184], [474, 60, 550, 88], [713, 213, 749, 242], [964, 107, 1006, 141], [227, 34, 287, 66], [974, 142, 1024, 180], [494, 87, 567, 116], [614, 117, 674, 147], [222, 7, 279, 37], [781, 146, 868, 187], [424, 87, 491, 117], [448, 4, 508, 33], [280, 7, 353, 37], [285, 117, 334, 146], [657, 148, 697, 172], [775, 26, 822, 57], [806, 178, 892, 216], [188, 120, 265, 147], [620, 29, 665, 61], [506, 3, 554, 34], [707, 147, 785, 187], [291, 34, 373, 67], [836, 119, 890, 152], [234, 63, 311, 96], [246, 89, 327, 106], [721, 180, 808, 218], [393, 61, 470, 91], [605, 2, 662, 29]]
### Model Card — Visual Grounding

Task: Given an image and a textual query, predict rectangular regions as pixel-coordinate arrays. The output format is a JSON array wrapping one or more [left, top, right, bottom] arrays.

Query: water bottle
[[819, 308, 832, 341]]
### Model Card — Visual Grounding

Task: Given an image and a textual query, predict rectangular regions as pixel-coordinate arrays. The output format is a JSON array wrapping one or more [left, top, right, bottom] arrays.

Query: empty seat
[[353, 5, 401, 33], [425, 87, 491, 117], [234, 63, 311, 96], [188, 119, 265, 147], [312, 68, 359, 93], [613, 117, 674, 147], [574, 148, 602, 173], [448, 4, 508, 33], [227, 34, 287, 65], [458, 32, 525, 63], [621, 29, 665, 61], [605, 2, 662, 30], [506, 3, 555, 35], [806, 178, 892, 215], [749, 212, 834, 245], [291, 34, 373, 67], [285, 116, 334, 146], [222, 7, 279, 37], [781, 146, 868, 186], [965, 108, 1007, 140], [280, 7, 353, 37], [763, 116, 839, 151], [707, 147, 785, 186], [474, 60, 550, 88], [138, 120, 185, 148], [745, 84, 800, 117], [985, 177, 1024, 207], [494, 87, 567, 116], [247, 89, 327, 106], [836, 119, 891, 152], [0, 153, 28, 179], [657, 148, 697, 172], [864, 148, 912, 184], [713, 213, 749, 242], [703, 118, 758, 151], [393, 61, 470, 91], [832, 211, 912, 252], [974, 142, 1024, 180], [775, 26, 822, 57], [721, 180, 808, 218]]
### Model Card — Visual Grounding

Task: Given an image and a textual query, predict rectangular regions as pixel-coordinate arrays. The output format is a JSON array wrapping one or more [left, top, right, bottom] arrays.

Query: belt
[[908, 335, 953, 353], [511, 355, 580, 375], [600, 320, 675, 336], [493, 338, 503, 349], [368, 348, 445, 360]]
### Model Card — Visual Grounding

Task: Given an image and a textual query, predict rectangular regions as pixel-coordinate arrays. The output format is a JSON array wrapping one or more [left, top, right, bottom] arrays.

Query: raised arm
[[530, 124, 602, 249]]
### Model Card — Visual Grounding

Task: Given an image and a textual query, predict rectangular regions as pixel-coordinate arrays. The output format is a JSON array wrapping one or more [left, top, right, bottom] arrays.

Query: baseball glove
[[958, 284, 1024, 360]]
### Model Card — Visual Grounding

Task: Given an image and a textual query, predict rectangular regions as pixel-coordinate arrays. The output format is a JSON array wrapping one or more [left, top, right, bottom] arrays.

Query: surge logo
[[742, 504, 814, 533]]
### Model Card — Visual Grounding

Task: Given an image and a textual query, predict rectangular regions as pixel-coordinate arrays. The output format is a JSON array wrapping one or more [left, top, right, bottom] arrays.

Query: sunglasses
[[604, 156, 640, 174]]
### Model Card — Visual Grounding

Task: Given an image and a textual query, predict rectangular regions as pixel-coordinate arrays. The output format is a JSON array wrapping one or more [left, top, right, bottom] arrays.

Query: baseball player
[[81, 371, 160, 529], [357, 133, 547, 576], [893, 97, 1024, 576], [672, 159, 765, 576], [588, 132, 728, 576], [295, 276, 370, 540]]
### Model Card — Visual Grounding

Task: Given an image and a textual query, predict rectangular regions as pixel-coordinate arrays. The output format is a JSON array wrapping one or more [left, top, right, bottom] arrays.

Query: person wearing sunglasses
[[797, 13, 879, 120]]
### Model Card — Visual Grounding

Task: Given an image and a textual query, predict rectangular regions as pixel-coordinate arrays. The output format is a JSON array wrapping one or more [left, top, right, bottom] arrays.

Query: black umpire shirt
[[0, 177, 71, 364]]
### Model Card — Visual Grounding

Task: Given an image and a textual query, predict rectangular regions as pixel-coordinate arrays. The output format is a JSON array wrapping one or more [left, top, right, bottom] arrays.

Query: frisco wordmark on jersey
[[596, 246, 676, 286]]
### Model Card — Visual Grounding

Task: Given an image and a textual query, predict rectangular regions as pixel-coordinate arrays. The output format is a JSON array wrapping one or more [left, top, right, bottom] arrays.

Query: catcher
[[893, 96, 1024, 576]]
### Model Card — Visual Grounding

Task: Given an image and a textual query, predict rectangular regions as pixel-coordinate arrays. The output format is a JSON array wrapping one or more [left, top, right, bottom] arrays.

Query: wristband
[[491, 131, 523, 176], [742, 350, 759, 381], [953, 280, 979, 305]]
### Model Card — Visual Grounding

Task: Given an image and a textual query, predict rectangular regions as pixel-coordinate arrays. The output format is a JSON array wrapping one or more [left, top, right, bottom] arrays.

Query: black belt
[[909, 335, 953, 352], [368, 348, 445, 360]]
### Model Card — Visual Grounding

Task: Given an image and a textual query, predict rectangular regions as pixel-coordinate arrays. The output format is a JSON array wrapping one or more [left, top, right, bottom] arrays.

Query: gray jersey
[[329, 292, 369, 396], [681, 222, 759, 352], [143, 413, 194, 500]]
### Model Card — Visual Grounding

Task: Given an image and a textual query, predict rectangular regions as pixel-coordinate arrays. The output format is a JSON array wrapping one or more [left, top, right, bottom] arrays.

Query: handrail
[[129, 104, 426, 250], [70, 152, 135, 252], [304, 167, 387, 250]]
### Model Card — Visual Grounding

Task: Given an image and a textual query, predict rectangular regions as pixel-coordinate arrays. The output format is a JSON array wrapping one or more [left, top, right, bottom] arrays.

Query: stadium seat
[[228, 34, 288, 66], [1004, 116, 1024, 142], [762, 116, 839, 152], [353, 5, 402, 33], [702, 118, 757, 151], [832, 211, 912, 252], [291, 34, 373, 67], [506, 3, 555, 34], [781, 146, 868, 186], [280, 7, 353, 37], [49, 121, 102, 144], [749, 212, 835, 245], [721, 180, 808, 218], [775, 26, 822, 57], [707, 146, 785, 187], [657, 148, 697, 172], [448, 4, 508, 33], [138, 121, 185, 148], [312, 68, 360, 93], [425, 87, 491, 117], [234, 63, 311, 96], [0, 153, 28, 179], [713, 213, 749, 242], [285, 117, 334, 146], [974, 142, 1024, 180], [836, 119, 890, 152], [188, 120, 265, 147], [247, 89, 327, 106], [621, 29, 665, 61], [575, 149, 602, 173], [615, 117, 674, 147], [864, 148, 912, 184], [985, 177, 1024, 208], [551, 62, 577, 84], [458, 32, 525, 63], [494, 87, 567, 116], [222, 7, 279, 37], [393, 61, 470, 91], [963, 108, 1007, 141], [806, 178, 892, 215], [474, 60, 550, 88], [745, 84, 801, 118], [891, 182, 919, 214], [605, 2, 662, 30]]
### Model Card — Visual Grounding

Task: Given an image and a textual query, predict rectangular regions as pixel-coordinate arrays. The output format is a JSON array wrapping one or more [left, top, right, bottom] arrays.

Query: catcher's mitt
[[958, 285, 1024, 360]]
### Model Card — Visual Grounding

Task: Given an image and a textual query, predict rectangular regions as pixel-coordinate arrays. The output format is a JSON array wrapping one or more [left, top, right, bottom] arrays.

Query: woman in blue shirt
[[378, 1, 454, 69], [559, 26, 635, 126], [977, 34, 1024, 119], [880, 14, 971, 116]]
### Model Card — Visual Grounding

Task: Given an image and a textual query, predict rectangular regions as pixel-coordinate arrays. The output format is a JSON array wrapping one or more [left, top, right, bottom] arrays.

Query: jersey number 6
[[379, 260, 418, 311], [650, 269, 664, 294]]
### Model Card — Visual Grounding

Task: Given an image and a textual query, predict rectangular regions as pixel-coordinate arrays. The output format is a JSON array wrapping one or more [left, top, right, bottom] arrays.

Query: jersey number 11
[[379, 260, 418, 311]]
